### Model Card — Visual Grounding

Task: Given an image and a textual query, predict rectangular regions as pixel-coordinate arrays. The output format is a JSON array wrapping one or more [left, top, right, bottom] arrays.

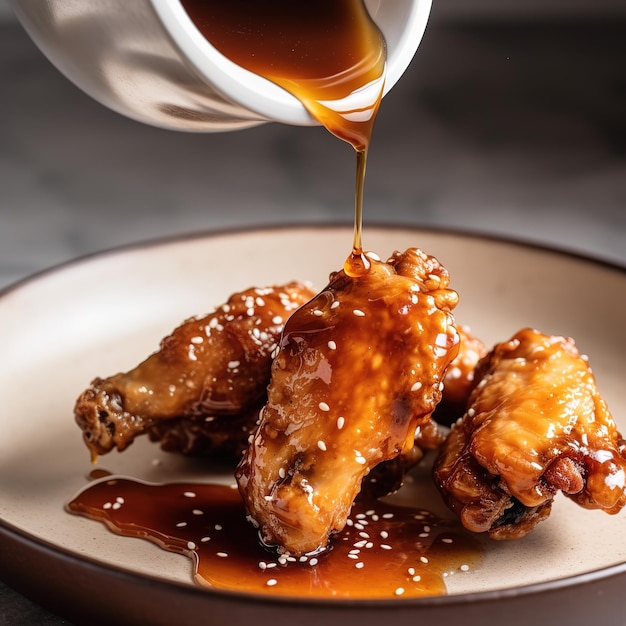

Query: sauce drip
[[67, 476, 480, 599], [180, 0, 386, 276]]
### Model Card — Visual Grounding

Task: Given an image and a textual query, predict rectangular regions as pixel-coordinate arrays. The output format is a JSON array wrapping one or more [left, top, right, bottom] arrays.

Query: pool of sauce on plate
[[67, 476, 480, 598], [180, 0, 386, 277]]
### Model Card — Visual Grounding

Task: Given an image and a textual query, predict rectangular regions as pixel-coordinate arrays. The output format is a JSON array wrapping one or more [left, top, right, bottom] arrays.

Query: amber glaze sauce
[[180, 0, 385, 277], [67, 476, 479, 598]]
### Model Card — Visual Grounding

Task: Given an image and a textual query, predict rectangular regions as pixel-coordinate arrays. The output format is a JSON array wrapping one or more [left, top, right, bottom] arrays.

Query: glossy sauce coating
[[67, 476, 480, 599], [434, 328, 626, 539]]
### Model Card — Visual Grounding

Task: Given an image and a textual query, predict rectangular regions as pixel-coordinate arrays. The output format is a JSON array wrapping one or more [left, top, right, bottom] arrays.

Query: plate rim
[[1, 222, 624, 300]]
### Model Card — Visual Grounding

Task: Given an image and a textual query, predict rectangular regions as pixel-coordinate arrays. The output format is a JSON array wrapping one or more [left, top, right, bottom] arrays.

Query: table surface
[[1, 10, 625, 625]]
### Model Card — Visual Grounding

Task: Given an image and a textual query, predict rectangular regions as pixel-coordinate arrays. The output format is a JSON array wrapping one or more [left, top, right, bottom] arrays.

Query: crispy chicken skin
[[74, 282, 315, 461], [433, 328, 626, 539], [236, 248, 460, 555], [432, 324, 487, 426]]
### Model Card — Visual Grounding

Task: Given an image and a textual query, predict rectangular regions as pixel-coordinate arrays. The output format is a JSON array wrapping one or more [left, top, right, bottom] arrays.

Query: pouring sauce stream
[[180, 0, 386, 276]]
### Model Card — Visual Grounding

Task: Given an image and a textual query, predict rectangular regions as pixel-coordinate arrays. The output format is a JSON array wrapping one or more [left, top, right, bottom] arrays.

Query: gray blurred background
[[0, 0, 625, 620], [1, 0, 625, 294]]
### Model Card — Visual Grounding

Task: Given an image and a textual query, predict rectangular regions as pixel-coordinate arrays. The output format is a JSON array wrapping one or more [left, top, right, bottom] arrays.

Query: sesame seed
[[112, 502, 121, 510], [215, 524, 223, 530], [259, 562, 267, 571], [441, 537, 453, 544], [200, 536, 211, 542], [192, 509, 204, 515], [420, 556, 429, 564], [395, 587, 405, 596], [317, 440, 327, 451], [327, 340, 337, 350], [355, 562, 364, 569], [410, 381, 423, 392], [272, 316, 283, 324], [408, 568, 415, 576], [278, 467, 286, 479], [217, 552, 228, 558], [460, 564, 470, 572], [412, 575, 422, 582], [380, 544, 392, 550], [358, 532, 370, 539], [309, 558, 319, 566], [435, 332, 449, 347], [313, 309, 323, 316], [353, 309, 365, 317], [331, 301, 340, 309], [187, 541, 196, 550], [380, 531, 389, 539], [336, 416, 345, 430], [382, 513, 394, 519], [183, 491, 196, 498], [103, 502, 112, 510], [348, 554, 359, 560], [176, 522, 187, 528], [319, 401, 330, 412], [355, 456, 366, 465], [266, 579, 278, 587], [227, 360, 240, 369]]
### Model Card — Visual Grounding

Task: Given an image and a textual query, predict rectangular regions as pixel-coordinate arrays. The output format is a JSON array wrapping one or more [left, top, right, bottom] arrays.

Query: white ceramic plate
[[1, 225, 625, 625]]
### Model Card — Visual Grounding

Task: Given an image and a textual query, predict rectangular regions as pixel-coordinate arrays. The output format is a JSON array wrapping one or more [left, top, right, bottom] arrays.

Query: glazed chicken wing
[[236, 248, 460, 555], [433, 328, 626, 539], [74, 282, 315, 461]]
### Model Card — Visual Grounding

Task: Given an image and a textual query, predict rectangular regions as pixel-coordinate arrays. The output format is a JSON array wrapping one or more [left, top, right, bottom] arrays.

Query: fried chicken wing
[[433, 328, 626, 539], [432, 324, 487, 426], [74, 282, 315, 461], [236, 248, 460, 555]]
